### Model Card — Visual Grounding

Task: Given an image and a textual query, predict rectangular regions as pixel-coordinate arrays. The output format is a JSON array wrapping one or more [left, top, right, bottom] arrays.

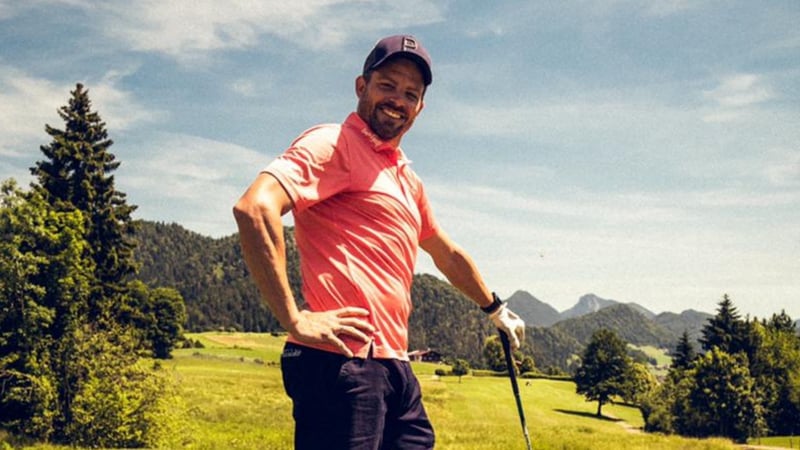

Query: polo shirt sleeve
[[263, 125, 350, 213]]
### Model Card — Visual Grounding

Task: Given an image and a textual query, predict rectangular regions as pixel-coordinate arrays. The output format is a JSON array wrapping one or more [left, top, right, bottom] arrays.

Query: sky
[[1, 1, 798, 320]]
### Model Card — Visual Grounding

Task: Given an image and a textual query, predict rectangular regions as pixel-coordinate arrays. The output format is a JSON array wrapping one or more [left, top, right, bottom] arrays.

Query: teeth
[[381, 107, 402, 119]]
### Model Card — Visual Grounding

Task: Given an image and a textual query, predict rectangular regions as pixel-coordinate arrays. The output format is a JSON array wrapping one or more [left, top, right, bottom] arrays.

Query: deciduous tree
[[452, 359, 470, 383], [680, 347, 766, 443], [0, 179, 92, 439], [574, 328, 631, 416]]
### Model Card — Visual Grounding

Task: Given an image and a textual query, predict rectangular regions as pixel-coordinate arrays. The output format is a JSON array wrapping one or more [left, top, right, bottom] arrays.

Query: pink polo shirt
[[264, 113, 438, 360]]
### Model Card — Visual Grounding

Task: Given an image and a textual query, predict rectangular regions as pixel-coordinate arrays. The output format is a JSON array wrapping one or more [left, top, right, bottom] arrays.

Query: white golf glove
[[489, 302, 526, 350]]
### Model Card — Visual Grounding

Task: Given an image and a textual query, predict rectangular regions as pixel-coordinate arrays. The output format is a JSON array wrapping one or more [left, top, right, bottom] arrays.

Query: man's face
[[356, 57, 425, 143]]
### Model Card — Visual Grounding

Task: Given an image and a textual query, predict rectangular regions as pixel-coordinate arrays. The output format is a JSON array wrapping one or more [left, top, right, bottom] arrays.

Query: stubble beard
[[359, 100, 407, 141], [369, 112, 404, 141]]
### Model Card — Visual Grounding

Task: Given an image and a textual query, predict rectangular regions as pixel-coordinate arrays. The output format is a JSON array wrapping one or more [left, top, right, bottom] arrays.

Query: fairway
[[8, 332, 750, 449], [168, 332, 740, 450]]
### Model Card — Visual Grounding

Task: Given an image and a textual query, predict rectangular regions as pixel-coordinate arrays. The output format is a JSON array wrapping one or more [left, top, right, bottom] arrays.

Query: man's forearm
[[233, 200, 299, 331], [435, 246, 493, 309]]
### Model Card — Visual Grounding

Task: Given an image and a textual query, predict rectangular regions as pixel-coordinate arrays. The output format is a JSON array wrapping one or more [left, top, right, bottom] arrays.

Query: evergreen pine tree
[[699, 294, 747, 354], [30, 83, 138, 323], [768, 309, 797, 334], [671, 330, 697, 371]]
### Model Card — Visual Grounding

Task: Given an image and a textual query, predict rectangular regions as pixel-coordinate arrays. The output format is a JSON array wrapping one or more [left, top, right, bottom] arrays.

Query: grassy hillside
[[177, 333, 741, 449], [11, 332, 746, 449]]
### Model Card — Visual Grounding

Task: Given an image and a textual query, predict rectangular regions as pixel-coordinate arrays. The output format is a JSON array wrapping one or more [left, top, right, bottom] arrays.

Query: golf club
[[500, 328, 533, 450]]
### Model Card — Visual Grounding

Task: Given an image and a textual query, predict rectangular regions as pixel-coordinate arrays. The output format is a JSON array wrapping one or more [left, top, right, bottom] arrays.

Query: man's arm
[[233, 172, 373, 356], [419, 228, 494, 308], [420, 228, 526, 349]]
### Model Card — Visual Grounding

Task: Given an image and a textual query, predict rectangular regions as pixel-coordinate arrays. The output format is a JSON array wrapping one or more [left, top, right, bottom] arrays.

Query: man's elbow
[[232, 196, 263, 231]]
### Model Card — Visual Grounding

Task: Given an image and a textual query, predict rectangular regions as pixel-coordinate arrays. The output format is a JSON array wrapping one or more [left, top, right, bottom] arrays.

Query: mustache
[[378, 101, 407, 118]]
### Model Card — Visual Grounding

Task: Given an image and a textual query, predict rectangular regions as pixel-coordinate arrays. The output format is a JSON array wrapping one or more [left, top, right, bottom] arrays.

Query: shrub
[[63, 325, 190, 448]]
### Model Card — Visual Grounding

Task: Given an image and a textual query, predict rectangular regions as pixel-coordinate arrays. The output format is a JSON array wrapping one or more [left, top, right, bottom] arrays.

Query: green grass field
[[8, 332, 783, 449], [169, 332, 741, 450]]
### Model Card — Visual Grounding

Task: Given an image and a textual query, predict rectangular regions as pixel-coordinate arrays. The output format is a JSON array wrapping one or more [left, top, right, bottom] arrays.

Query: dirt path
[[740, 445, 795, 450], [605, 414, 793, 449]]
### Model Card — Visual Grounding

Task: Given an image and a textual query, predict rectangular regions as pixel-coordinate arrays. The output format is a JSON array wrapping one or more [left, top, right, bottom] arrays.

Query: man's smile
[[379, 105, 405, 120]]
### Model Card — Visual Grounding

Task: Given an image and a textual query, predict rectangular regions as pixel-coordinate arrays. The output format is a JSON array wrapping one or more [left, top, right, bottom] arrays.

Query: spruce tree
[[768, 309, 797, 334], [30, 83, 138, 323], [699, 294, 747, 355], [671, 330, 697, 371]]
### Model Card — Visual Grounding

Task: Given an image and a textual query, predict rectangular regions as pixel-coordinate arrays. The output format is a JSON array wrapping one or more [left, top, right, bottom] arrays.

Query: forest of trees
[[637, 296, 799, 442], [572, 297, 800, 443], [0, 84, 186, 447]]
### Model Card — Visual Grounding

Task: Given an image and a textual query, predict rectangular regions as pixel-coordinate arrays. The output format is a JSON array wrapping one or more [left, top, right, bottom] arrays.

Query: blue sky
[[1, 1, 798, 320]]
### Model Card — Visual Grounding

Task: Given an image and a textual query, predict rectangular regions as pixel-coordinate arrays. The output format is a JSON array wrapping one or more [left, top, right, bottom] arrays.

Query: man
[[233, 34, 526, 450]]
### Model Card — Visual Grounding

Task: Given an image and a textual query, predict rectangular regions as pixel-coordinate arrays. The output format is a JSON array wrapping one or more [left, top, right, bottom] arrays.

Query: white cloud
[[119, 132, 270, 237], [763, 150, 800, 187], [420, 176, 800, 317], [230, 79, 259, 97], [0, 2, 12, 19], [90, 69, 163, 131], [428, 91, 698, 157], [641, 0, 697, 17], [0, 67, 66, 157], [704, 74, 774, 108], [427, 182, 692, 226], [82, 0, 444, 62], [0, 65, 159, 157], [701, 74, 775, 123]]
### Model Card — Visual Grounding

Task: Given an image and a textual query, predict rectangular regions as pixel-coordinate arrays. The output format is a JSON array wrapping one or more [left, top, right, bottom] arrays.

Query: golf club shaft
[[500, 330, 533, 450]]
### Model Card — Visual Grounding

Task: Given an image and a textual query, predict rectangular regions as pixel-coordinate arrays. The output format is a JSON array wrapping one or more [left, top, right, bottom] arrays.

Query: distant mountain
[[131, 220, 714, 371], [559, 293, 656, 320], [560, 293, 617, 319], [655, 309, 714, 345], [626, 302, 657, 320], [505, 290, 561, 327], [552, 303, 675, 348]]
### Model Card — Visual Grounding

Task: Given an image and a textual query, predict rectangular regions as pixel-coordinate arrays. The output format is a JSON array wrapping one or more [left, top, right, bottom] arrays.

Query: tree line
[[0, 84, 186, 447], [573, 295, 800, 443]]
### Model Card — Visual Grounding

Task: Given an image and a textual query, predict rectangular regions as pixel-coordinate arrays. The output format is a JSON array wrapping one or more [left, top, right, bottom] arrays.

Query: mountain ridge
[[132, 220, 714, 371]]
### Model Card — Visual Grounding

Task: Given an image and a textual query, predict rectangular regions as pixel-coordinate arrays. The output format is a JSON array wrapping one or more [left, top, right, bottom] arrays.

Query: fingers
[[290, 307, 375, 356], [515, 320, 525, 346], [326, 332, 355, 358], [335, 306, 371, 317], [509, 331, 521, 351], [332, 318, 374, 342], [492, 307, 526, 350]]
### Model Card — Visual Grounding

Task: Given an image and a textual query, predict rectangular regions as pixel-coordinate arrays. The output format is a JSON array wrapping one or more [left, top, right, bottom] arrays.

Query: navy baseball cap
[[363, 35, 432, 86]]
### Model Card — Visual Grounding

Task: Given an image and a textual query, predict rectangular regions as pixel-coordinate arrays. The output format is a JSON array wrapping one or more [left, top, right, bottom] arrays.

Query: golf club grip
[[499, 330, 520, 393]]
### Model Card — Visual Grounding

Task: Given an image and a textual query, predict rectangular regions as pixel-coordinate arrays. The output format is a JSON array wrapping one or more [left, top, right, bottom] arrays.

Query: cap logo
[[402, 36, 418, 51]]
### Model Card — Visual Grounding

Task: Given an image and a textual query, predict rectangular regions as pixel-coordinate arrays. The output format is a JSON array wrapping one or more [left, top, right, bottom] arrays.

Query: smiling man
[[233, 34, 526, 450]]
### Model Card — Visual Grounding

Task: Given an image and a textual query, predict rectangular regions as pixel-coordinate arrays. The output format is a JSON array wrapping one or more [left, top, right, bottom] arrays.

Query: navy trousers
[[281, 342, 435, 450]]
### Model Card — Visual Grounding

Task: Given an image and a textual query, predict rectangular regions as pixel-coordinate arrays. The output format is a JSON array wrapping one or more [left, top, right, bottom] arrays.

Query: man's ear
[[355, 76, 366, 98]]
